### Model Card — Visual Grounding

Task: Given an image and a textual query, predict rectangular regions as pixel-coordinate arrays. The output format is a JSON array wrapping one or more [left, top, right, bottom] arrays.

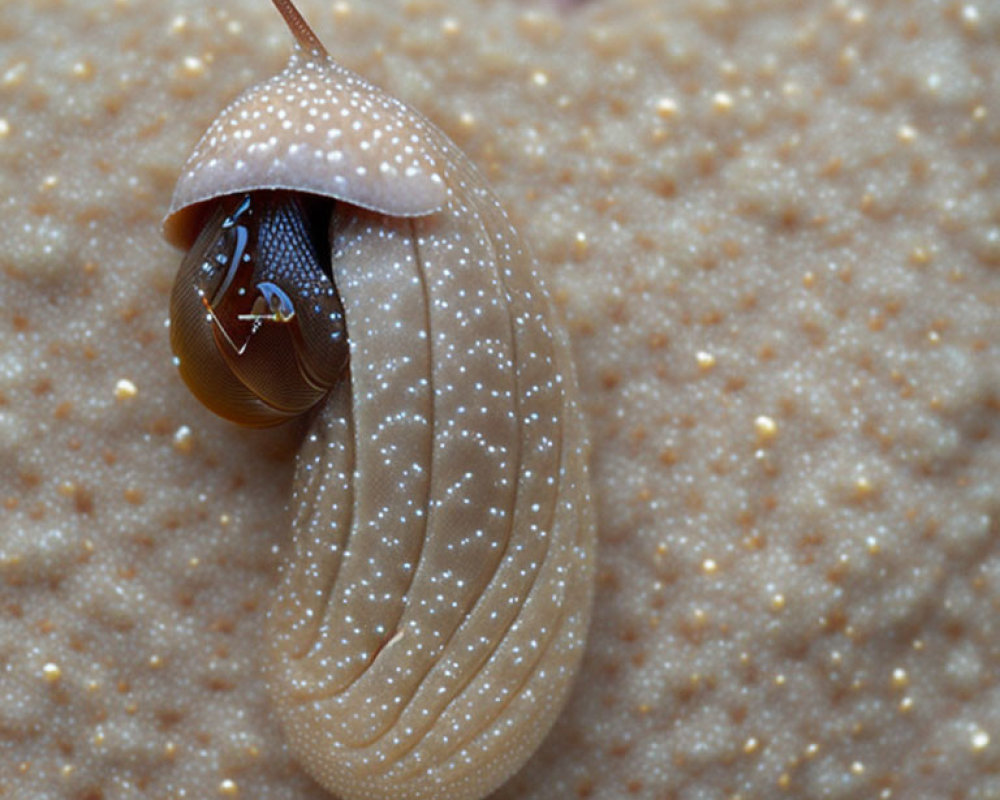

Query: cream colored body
[[164, 4, 596, 799], [270, 197, 594, 800]]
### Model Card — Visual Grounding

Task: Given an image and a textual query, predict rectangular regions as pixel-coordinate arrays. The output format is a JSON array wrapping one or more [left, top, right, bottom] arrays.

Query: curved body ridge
[[267, 149, 594, 800]]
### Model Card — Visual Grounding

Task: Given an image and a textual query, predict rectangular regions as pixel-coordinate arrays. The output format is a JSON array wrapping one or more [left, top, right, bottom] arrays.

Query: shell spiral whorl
[[164, 3, 596, 799]]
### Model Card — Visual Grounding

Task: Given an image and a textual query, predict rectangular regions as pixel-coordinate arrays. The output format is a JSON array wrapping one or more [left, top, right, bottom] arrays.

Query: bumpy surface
[[1, 1, 998, 800]]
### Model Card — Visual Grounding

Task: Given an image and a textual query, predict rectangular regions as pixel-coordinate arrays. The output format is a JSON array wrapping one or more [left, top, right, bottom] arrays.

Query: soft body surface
[[0, 1, 997, 799]]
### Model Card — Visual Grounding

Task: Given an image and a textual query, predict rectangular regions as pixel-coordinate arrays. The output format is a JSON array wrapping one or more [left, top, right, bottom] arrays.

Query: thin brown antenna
[[271, 0, 329, 56]]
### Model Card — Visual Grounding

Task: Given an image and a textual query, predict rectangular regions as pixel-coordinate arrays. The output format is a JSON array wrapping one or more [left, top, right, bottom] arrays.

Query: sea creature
[[163, 2, 596, 798]]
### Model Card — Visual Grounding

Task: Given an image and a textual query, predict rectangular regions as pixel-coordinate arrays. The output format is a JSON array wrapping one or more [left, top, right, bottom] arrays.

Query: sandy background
[[1, 0, 998, 798]]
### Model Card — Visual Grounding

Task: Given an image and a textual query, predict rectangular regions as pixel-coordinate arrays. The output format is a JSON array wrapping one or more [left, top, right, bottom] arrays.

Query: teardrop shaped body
[[163, 2, 596, 799]]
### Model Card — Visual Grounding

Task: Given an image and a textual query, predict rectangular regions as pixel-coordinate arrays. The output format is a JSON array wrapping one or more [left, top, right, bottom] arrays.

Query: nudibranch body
[[163, 2, 596, 799]]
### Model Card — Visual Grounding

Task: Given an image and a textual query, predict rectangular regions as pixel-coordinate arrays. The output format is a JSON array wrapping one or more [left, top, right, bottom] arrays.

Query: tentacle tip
[[272, 0, 330, 58]]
